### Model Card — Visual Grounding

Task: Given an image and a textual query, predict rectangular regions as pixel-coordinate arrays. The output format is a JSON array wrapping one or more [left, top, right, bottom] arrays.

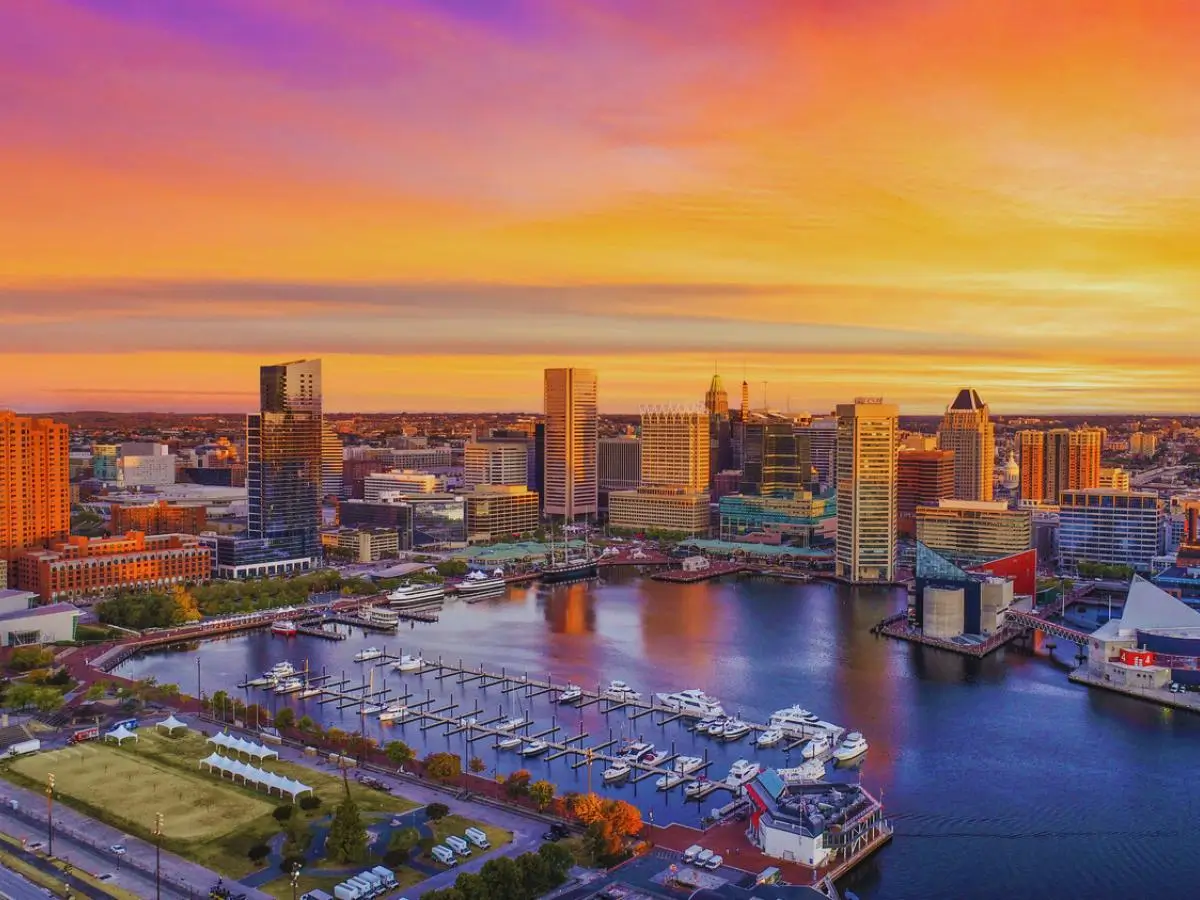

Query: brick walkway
[[644, 820, 829, 886]]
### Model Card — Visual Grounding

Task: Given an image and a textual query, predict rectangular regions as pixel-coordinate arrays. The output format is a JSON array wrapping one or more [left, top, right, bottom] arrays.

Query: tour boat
[[393, 654, 424, 672], [354, 647, 384, 663], [642, 749, 671, 767], [801, 732, 833, 759], [769, 705, 821, 736], [271, 620, 298, 637], [674, 755, 705, 774], [520, 739, 550, 758], [379, 705, 407, 724], [721, 719, 752, 741], [756, 727, 784, 748], [269, 661, 297, 678], [362, 606, 400, 629], [654, 689, 725, 718], [618, 740, 654, 761], [777, 760, 826, 784], [602, 761, 631, 783], [497, 734, 523, 750], [833, 732, 869, 763], [298, 685, 323, 699], [602, 680, 641, 702], [274, 677, 304, 694], [655, 771, 686, 790], [558, 684, 583, 704], [726, 759, 761, 788], [456, 570, 506, 596], [387, 582, 446, 606]]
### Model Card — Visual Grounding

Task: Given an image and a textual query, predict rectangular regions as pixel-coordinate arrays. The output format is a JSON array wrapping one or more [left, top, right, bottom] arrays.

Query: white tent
[[198, 752, 311, 801], [156, 715, 188, 733], [207, 731, 279, 761], [105, 725, 138, 744]]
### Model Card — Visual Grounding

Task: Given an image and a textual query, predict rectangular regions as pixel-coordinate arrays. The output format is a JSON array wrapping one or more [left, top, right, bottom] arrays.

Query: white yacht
[[520, 740, 550, 757], [697, 717, 727, 736], [694, 717, 720, 734], [726, 759, 761, 787], [801, 732, 833, 759], [270, 661, 296, 679], [354, 647, 384, 663], [456, 570, 506, 597], [273, 677, 304, 694], [618, 740, 654, 761], [379, 705, 407, 724], [642, 749, 670, 767], [496, 716, 528, 732], [834, 732, 869, 763], [602, 760, 631, 783], [393, 654, 425, 672], [654, 689, 725, 718], [497, 734, 523, 750], [245, 673, 275, 688], [756, 727, 784, 748], [674, 755, 705, 774], [602, 680, 641, 702], [769, 705, 821, 736], [387, 582, 446, 606], [777, 760, 826, 784], [558, 684, 583, 704], [684, 777, 712, 798], [721, 719, 752, 741], [298, 685, 323, 699], [655, 771, 686, 790], [360, 703, 384, 715]]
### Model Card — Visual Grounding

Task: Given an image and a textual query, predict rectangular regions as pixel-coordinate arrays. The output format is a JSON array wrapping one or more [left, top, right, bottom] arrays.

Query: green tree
[[326, 795, 368, 863], [385, 740, 415, 767], [538, 842, 574, 879], [478, 856, 523, 899], [34, 688, 64, 714], [422, 752, 462, 783], [528, 780, 555, 811], [425, 802, 449, 821], [435, 559, 469, 578], [9, 647, 54, 671], [84, 681, 107, 701], [274, 707, 295, 729], [516, 852, 555, 896], [4, 682, 40, 710]]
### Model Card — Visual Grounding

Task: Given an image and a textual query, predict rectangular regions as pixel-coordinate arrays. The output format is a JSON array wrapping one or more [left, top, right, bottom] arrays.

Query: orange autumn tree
[[569, 792, 605, 825]]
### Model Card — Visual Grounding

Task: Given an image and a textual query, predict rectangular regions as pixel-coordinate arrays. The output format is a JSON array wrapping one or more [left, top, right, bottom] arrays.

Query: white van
[[445, 835, 472, 857], [464, 827, 490, 849], [431, 845, 457, 866], [370, 867, 396, 888], [683, 844, 704, 863], [333, 884, 362, 900], [345, 876, 375, 898]]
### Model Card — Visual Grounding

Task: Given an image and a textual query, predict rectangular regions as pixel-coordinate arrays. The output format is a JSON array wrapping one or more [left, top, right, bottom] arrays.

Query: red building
[[897, 449, 955, 537], [110, 500, 208, 536], [970, 548, 1037, 598]]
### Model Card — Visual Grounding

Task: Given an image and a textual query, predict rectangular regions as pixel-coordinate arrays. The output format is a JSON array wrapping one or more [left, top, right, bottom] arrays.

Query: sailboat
[[540, 520, 598, 584]]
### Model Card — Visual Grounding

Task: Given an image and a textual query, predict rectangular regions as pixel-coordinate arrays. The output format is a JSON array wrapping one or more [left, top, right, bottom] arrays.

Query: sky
[[3, 0, 1199, 414]]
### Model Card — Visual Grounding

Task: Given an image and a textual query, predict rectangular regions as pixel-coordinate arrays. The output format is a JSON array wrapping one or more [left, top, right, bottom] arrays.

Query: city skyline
[[5, 1, 1200, 414]]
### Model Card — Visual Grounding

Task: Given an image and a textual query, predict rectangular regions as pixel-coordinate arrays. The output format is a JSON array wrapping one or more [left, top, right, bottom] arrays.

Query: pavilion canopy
[[207, 731, 279, 761], [105, 725, 138, 744], [156, 715, 188, 733], [198, 752, 311, 801]]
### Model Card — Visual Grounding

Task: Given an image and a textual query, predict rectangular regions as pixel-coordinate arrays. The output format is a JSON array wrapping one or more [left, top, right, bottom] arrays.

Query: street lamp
[[290, 861, 302, 900], [45, 773, 55, 856], [153, 812, 163, 900]]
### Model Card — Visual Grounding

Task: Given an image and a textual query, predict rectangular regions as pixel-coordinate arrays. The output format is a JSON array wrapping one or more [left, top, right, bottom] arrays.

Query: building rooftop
[[1091, 576, 1200, 641], [949, 388, 986, 411], [0, 602, 81, 623]]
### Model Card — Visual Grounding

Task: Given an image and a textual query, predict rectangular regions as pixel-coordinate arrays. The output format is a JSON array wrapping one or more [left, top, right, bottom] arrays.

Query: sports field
[[9, 739, 275, 841]]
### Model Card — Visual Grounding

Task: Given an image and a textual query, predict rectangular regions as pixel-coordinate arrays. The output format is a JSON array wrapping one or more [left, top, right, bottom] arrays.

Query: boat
[[379, 704, 407, 724], [618, 740, 654, 761], [360, 703, 384, 715], [654, 689, 725, 718], [674, 755, 705, 774], [244, 674, 275, 688], [721, 719, 752, 741], [269, 662, 296, 678], [361, 606, 400, 629], [726, 759, 761, 787], [602, 680, 641, 702], [834, 732, 869, 763], [701, 718, 729, 736], [271, 620, 298, 637], [274, 677, 304, 694], [456, 570, 506, 596], [520, 739, 550, 757], [558, 684, 582, 704], [656, 771, 686, 790], [602, 761, 631, 782], [496, 734, 522, 751], [769, 705, 821, 736], [386, 582, 446, 606], [298, 685, 323, 699], [496, 716, 528, 732], [756, 727, 784, 748], [777, 759, 826, 784], [458, 716, 477, 727], [541, 524, 598, 583], [642, 749, 671, 767], [354, 647, 384, 663], [694, 717, 720, 733], [801, 732, 833, 759], [684, 777, 712, 798], [393, 654, 424, 672]]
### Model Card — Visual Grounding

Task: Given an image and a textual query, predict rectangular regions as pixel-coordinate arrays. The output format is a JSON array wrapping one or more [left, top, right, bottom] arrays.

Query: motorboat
[[684, 777, 711, 798], [642, 749, 670, 767], [726, 759, 761, 787], [387, 582, 446, 606], [274, 677, 304, 694], [618, 740, 654, 761], [520, 740, 550, 758], [721, 719, 752, 741], [379, 704, 407, 723], [702, 718, 729, 737], [769, 705, 821, 736], [354, 647, 384, 663], [456, 570, 506, 596], [269, 661, 296, 679], [244, 674, 275, 688], [603, 680, 641, 702], [298, 685, 323, 699], [496, 716, 528, 732], [558, 684, 583, 704], [459, 716, 477, 727], [834, 732, 869, 763], [393, 654, 424, 672], [654, 689, 725, 718], [694, 717, 720, 733], [777, 760, 826, 784], [360, 703, 384, 715], [801, 732, 833, 759], [497, 734, 523, 750], [756, 727, 785, 748], [674, 755, 705, 774], [656, 771, 686, 790], [271, 620, 298, 637], [602, 761, 631, 783]]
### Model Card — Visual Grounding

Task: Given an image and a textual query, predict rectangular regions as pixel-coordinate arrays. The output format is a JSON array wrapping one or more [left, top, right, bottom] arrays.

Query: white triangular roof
[[1122, 576, 1200, 630], [156, 715, 187, 732], [106, 725, 137, 742], [208, 732, 234, 750]]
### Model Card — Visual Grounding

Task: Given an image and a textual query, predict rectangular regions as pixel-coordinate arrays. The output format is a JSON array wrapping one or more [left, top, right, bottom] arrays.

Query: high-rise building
[[321, 422, 344, 498], [465, 485, 540, 543], [705, 373, 729, 417], [897, 448, 955, 537], [705, 373, 733, 479], [464, 442, 528, 490], [543, 368, 598, 519], [1100, 467, 1131, 491], [247, 358, 323, 566], [835, 399, 898, 583], [1131, 431, 1159, 458], [1059, 489, 1161, 573], [599, 437, 641, 492], [110, 500, 207, 536], [640, 407, 709, 492], [915, 500, 1032, 565], [936, 388, 995, 501], [1017, 427, 1102, 503], [739, 380, 750, 422], [91, 444, 119, 482], [739, 421, 810, 497], [364, 470, 443, 499], [1017, 430, 1045, 502], [533, 423, 546, 513], [1, 412, 70, 576], [798, 417, 838, 492]]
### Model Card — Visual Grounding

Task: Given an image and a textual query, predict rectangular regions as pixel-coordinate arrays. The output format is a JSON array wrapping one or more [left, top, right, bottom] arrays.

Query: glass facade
[[1059, 489, 1160, 572], [739, 423, 812, 497], [718, 492, 836, 545], [407, 495, 467, 547]]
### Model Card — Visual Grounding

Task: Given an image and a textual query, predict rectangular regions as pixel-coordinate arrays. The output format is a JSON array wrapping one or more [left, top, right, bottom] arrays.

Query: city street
[[0, 863, 45, 900]]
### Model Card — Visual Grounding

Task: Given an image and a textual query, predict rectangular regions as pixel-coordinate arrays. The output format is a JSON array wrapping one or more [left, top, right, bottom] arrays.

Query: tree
[[528, 780, 555, 811], [516, 852, 555, 896], [346, 734, 377, 758], [170, 585, 202, 623], [9, 647, 54, 671], [569, 792, 605, 825], [425, 802, 449, 821], [468, 756, 487, 774], [325, 727, 349, 749], [505, 769, 532, 798], [538, 842, 574, 879], [297, 714, 316, 732], [385, 740, 415, 768], [602, 799, 642, 837], [84, 681, 107, 702], [274, 707, 295, 729], [326, 795, 368, 863], [34, 688, 64, 714], [478, 856, 523, 899], [435, 559, 469, 578], [5, 683, 39, 710], [423, 751, 462, 783], [584, 818, 621, 864]]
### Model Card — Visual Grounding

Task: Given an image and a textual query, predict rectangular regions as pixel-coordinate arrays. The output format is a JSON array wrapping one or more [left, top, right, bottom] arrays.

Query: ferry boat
[[271, 620, 298, 637], [274, 677, 304, 694], [654, 689, 725, 718], [721, 719, 752, 741], [655, 771, 686, 790], [602, 760, 631, 783], [520, 739, 550, 757], [756, 727, 785, 748], [557, 684, 582, 703], [777, 759, 826, 784], [674, 755, 705, 774], [602, 680, 641, 702], [354, 647, 384, 663], [801, 732, 833, 759], [769, 705, 822, 736], [726, 759, 761, 788], [393, 654, 424, 672], [833, 732, 869, 763], [456, 570, 506, 597], [362, 606, 400, 629], [497, 734, 523, 750], [386, 582, 446, 606]]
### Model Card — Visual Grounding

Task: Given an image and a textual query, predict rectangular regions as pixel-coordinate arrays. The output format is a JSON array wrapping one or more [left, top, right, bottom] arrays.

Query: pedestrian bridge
[[1005, 609, 1092, 645]]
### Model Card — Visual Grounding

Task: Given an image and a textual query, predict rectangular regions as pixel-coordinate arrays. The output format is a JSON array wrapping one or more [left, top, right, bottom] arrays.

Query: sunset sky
[[3, 0, 1199, 414]]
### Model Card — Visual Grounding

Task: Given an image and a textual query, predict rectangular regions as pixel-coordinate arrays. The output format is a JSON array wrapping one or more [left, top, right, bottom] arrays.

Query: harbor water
[[116, 570, 1200, 900]]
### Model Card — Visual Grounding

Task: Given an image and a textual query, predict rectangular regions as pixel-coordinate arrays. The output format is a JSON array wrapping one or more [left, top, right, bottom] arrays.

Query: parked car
[[96, 874, 116, 882], [110, 844, 127, 855], [27, 841, 45, 852], [542, 824, 570, 842]]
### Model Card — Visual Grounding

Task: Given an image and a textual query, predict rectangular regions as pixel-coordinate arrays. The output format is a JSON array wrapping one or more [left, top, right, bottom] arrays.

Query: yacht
[[274, 677, 304, 694], [769, 705, 821, 736], [456, 570, 506, 597], [701, 718, 729, 737], [721, 719, 752, 741], [393, 654, 424, 672], [618, 740, 654, 761], [674, 755, 705, 774], [244, 673, 275, 688], [360, 703, 384, 715], [496, 734, 523, 750], [386, 582, 446, 606], [269, 661, 296, 679], [834, 732, 869, 763], [271, 620, 298, 637], [520, 739, 550, 758], [557, 684, 582, 704], [602, 680, 641, 702], [684, 777, 712, 798], [694, 717, 720, 734], [496, 716, 528, 732], [354, 647, 384, 663], [756, 727, 784, 748], [642, 749, 671, 767], [602, 760, 631, 783], [298, 685, 323, 699], [654, 689, 725, 718], [801, 732, 833, 759], [379, 704, 407, 723], [777, 760, 826, 784], [726, 759, 761, 788], [655, 771, 686, 790]]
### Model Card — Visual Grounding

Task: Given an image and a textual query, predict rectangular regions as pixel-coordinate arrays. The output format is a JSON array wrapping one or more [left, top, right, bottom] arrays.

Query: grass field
[[431, 813, 512, 851]]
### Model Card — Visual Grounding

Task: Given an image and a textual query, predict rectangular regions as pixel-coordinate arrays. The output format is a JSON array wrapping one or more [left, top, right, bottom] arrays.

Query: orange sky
[[2, 0, 1199, 413]]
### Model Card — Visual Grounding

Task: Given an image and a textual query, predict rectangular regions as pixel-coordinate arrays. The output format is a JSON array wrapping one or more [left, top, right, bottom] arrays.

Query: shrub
[[298, 794, 322, 811], [426, 802, 449, 821], [273, 805, 294, 822], [417, 837, 436, 853], [279, 854, 305, 873], [382, 848, 408, 867], [247, 844, 270, 863]]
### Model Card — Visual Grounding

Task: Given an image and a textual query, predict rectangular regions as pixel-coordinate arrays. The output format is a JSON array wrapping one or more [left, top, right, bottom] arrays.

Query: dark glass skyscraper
[[739, 421, 812, 497], [247, 359, 323, 563]]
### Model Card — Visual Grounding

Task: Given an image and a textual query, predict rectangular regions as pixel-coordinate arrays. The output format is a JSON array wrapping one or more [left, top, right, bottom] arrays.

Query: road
[[0, 863, 45, 900]]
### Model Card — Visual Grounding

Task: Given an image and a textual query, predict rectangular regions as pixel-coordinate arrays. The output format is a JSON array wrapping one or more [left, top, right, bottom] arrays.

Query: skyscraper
[[1017, 427, 1102, 504], [936, 388, 995, 501], [897, 448, 955, 536], [543, 368, 598, 519], [704, 373, 729, 417], [321, 421, 344, 499], [1, 411, 70, 573], [798, 417, 839, 492], [836, 399, 898, 583], [739, 380, 750, 421], [704, 373, 733, 479], [1017, 430, 1045, 502], [248, 359, 323, 564], [640, 407, 709, 491], [739, 420, 811, 497], [464, 442, 528, 490]]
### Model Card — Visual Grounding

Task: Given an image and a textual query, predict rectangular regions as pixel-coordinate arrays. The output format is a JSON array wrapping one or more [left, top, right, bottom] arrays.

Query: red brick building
[[110, 500, 208, 536], [897, 449, 955, 537]]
